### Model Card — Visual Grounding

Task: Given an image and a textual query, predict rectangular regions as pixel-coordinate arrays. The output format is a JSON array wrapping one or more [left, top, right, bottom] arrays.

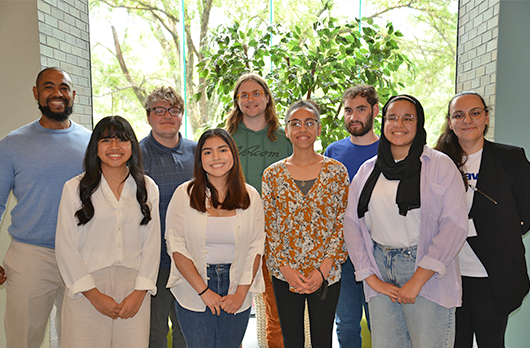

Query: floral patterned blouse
[[262, 156, 349, 288]]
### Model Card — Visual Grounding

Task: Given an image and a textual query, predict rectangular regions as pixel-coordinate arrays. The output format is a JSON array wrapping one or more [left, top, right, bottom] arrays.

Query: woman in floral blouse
[[262, 100, 349, 347]]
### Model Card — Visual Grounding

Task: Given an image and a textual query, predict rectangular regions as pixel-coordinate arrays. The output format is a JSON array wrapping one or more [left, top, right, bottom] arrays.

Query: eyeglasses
[[384, 114, 416, 124], [236, 90, 265, 102], [450, 108, 485, 123], [149, 107, 182, 117], [287, 118, 320, 129]]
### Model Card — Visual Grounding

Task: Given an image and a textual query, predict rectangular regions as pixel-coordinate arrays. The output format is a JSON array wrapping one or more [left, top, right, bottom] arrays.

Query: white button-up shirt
[[56, 174, 160, 299], [166, 181, 265, 313]]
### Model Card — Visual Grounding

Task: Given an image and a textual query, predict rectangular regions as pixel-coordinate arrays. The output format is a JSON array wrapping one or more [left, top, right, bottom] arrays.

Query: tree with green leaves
[[363, 0, 458, 144], [195, 15, 410, 149], [89, 0, 457, 147]]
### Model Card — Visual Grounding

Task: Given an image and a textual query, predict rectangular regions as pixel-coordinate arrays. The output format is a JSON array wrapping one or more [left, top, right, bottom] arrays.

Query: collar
[[238, 121, 268, 134], [147, 131, 184, 155]]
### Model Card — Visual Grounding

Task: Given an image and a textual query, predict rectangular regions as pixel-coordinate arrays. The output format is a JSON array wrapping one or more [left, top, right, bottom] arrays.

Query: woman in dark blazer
[[435, 91, 530, 348]]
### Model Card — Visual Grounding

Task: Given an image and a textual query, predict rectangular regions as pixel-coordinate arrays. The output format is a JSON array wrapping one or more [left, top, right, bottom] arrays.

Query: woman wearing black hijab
[[343, 95, 468, 348]]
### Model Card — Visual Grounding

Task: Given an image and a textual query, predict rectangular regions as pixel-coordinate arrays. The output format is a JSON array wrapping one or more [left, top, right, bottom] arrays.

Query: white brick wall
[[457, 0, 499, 139], [37, 0, 92, 129]]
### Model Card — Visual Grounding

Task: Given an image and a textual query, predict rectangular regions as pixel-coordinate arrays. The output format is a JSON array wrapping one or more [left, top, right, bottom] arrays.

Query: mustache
[[348, 120, 364, 127], [46, 96, 68, 104]]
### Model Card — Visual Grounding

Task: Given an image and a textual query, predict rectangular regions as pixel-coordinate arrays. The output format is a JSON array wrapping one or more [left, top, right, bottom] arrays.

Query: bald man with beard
[[0, 67, 91, 348]]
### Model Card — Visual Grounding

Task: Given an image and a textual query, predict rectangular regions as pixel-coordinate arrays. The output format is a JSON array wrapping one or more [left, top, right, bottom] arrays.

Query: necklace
[[103, 168, 129, 185], [296, 162, 313, 187]]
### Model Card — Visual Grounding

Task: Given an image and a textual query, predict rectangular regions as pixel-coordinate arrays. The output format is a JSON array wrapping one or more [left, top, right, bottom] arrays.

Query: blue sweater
[[0, 120, 91, 248], [324, 137, 379, 182]]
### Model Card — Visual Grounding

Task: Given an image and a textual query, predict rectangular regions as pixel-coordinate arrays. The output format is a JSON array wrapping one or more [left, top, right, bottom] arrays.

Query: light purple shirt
[[344, 146, 468, 308]]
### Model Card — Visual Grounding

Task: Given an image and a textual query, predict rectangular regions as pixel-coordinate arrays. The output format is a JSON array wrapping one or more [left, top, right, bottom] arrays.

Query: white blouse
[[166, 181, 265, 313], [56, 174, 161, 299]]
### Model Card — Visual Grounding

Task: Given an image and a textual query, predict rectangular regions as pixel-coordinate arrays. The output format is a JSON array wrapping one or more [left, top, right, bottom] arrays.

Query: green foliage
[[363, 0, 458, 145], [195, 16, 411, 150]]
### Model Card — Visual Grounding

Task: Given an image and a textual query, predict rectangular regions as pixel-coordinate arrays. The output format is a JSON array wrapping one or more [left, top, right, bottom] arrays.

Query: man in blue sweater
[[139, 86, 196, 348], [0, 67, 91, 348], [324, 85, 380, 348]]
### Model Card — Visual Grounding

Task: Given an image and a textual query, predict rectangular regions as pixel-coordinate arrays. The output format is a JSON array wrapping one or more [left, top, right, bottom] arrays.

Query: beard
[[38, 98, 73, 122], [346, 112, 374, 137]]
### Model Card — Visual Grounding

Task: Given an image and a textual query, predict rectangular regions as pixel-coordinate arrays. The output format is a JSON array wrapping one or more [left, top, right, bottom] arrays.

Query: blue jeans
[[335, 255, 370, 348], [175, 264, 251, 348], [369, 242, 455, 348]]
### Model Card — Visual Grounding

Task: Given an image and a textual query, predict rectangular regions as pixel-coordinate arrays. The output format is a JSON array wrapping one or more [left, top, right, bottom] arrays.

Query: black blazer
[[468, 140, 530, 316]]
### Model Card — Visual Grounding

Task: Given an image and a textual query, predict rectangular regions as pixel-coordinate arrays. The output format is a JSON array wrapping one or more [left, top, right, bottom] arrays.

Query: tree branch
[[111, 25, 146, 105], [366, 1, 416, 19]]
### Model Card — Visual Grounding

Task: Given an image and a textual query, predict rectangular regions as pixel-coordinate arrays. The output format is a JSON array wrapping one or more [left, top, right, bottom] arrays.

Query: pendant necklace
[[296, 162, 313, 187]]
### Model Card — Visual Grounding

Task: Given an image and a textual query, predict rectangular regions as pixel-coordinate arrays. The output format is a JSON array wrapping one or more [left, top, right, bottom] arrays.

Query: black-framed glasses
[[236, 90, 265, 102], [149, 106, 182, 117], [383, 114, 416, 125], [287, 118, 320, 129], [450, 108, 485, 123]]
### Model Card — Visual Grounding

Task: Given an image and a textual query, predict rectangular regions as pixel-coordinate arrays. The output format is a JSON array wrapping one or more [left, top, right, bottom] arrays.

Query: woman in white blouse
[[55, 116, 160, 347], [166, 128, 265, 348]]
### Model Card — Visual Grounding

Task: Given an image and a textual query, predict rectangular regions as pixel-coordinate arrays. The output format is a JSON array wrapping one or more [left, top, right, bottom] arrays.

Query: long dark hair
[[226, 73, 280, 141], [434, 91, 489, 187], [188, 128, 250, 212], [75, 116, 151, 225]]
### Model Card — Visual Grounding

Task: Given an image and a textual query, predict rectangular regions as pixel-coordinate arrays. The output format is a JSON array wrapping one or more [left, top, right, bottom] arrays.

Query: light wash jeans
[[335, 255, 370, 348], [369, 242, 455, 348], [175, 263, 251, 348]]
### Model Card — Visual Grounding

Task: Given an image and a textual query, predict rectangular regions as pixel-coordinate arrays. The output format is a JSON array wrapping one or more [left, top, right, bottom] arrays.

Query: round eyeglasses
[[150, 107, 182, 117], [450, 108, 485, 123], [287, 119, 320, 129], [383, 114, 416, 125], [236, 90, 265, 102]]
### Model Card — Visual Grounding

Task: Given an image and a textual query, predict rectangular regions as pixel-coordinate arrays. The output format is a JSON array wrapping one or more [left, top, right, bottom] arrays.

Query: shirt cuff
[[135, 276, 157, 295], [69, 274, 97, 299], [418, 256, 447, 279]]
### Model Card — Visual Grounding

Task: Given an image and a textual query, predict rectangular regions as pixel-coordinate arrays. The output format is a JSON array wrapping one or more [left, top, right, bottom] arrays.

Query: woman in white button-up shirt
[[56, 116, 160, 347], [166, 128, 265, 348]]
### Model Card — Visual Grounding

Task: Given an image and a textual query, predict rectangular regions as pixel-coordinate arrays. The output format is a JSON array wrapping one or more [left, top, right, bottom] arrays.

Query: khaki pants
[[61, 266, 150, 348], [3, 239, 64, 348]]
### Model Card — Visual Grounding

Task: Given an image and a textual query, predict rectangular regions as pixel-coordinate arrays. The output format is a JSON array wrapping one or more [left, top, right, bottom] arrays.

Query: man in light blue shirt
[[0, 67, 91, 348]]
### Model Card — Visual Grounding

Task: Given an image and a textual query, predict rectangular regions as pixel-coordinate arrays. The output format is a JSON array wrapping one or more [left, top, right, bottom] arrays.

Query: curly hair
[[144, 86, 184, 116], [285, 99, 320, 124], [342, 85, 380, 106]]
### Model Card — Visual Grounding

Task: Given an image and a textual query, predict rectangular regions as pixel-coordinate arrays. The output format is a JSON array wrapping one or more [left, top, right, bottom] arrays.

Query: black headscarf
[[357, 94, 427, 218]]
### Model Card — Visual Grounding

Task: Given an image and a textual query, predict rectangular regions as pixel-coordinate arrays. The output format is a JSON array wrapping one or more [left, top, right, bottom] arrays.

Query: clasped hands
[[280, 265, 323, 295], [365, 274, 422, 304], [83, 288, 146, 319], [200, 289, 245, 316]]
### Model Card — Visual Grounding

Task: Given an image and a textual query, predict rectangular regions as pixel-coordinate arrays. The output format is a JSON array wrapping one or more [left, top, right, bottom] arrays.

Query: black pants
[[272, 277, 341, 348], [455, 276, 508, 348]]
